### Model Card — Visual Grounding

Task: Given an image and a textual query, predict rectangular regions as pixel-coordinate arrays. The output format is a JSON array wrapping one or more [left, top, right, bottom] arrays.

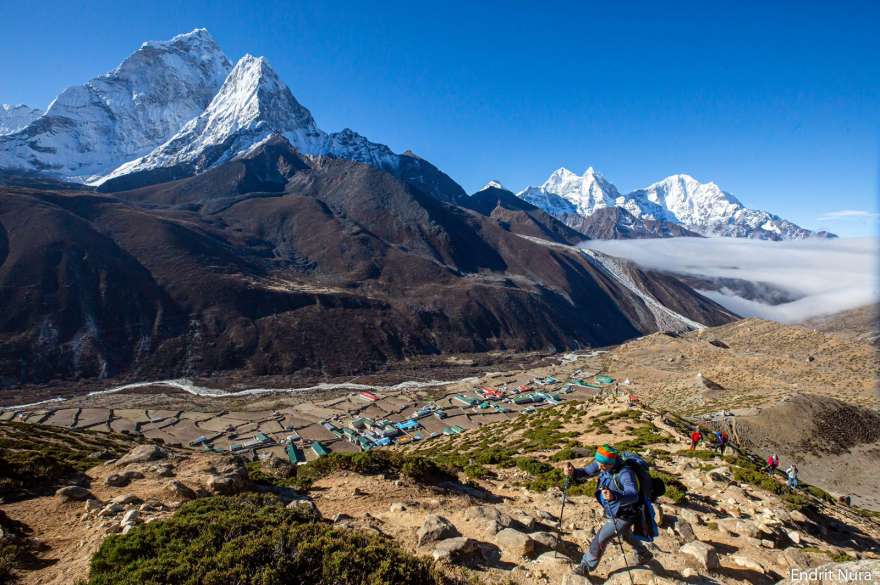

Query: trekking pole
[[612, 519, 636, 585], [554, 477, 569, 558]]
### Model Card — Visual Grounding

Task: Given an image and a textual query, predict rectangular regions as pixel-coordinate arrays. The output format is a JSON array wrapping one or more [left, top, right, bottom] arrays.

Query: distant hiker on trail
[[563, 444, 655, 577], [714, 430, 729, 456], [785, 463, 799, 490], [765, 453, 780, 475], [689, 429, 703, 451]]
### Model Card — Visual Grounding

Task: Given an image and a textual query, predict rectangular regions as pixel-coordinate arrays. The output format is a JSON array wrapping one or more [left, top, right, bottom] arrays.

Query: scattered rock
[[562, 573, 590, 585], [706, 466, 732, 483], [417, 515, 458, 547], [56, 485, 94, 502], [465, 505, 512, 534], [674, 519, 697, 543], [99, 503, 124, 517], [513, 512, 537, 531], [790, 510, 808, 523], [431, 537, 479, 563], [105, 470, 145, 487], [110, 494, 143, 506], [286, 499, 316, 512], [678, 508, 701, 526], [117, 444, 167, 466], [680, 540, 719, 571], [537, 509, 557, 522], [206, 474, 241, 495], [333, 513, 353, 524], [529, 531, 559, 549], [120, 510, 139, 526], [84, 499, 102, 513], [167, 480, 197, 500], [787, 529, 802, 545], [389, 502, 407, 513], [495, 527, 537, 558], [732, 555, 765, 573]]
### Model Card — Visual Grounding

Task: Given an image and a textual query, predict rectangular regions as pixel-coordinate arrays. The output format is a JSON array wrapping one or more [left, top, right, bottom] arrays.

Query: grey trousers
[[579, 517, 649, 570]]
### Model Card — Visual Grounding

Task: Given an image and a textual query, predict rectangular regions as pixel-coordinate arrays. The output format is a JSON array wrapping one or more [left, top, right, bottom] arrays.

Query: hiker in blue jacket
[[564, 444, 652, 576]]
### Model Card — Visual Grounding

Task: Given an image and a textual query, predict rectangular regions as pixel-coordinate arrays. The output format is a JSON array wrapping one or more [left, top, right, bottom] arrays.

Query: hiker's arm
[[570, 461, 600, 480], [610, 468, 640, 507]]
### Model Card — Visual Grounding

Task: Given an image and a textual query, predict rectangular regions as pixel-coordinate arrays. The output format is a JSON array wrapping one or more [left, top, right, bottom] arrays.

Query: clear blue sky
[[2, 1, 878, 236]]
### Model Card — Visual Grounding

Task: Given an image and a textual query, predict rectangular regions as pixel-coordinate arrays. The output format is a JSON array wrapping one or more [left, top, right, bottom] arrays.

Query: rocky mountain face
[[518, 168, 834, 240], [0, 141, 734, 385], [563, 206, 703, 240], [464, 185, 588, 245], [0, 104, 42, 135], [0, 29, 232, 181]]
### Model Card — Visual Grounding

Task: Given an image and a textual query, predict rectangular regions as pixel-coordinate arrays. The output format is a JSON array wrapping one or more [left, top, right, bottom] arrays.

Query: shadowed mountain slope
[[0, 141, 735, 385]]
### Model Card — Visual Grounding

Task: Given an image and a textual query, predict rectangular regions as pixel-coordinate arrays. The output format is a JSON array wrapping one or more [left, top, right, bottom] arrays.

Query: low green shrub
[[515, 457, 553, 476], [87, 494, 457, 585]]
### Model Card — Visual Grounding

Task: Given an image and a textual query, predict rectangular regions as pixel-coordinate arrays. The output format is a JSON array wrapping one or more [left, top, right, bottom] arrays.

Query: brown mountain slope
[[462, 186, 588, 245], [0, 142, 734, 386], [564, 206, 703, 239]]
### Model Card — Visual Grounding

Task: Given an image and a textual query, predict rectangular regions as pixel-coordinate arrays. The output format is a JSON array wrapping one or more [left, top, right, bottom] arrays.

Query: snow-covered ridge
[[517, 168, 832, 240], [100, 53, 400, 183], [0, 28, 232, 181], [0, 104, 42, 135]]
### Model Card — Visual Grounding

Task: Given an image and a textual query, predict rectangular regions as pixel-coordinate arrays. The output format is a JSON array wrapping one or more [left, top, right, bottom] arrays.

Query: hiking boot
[[636, 549, 653, 565], [571, 564, 590, 577]]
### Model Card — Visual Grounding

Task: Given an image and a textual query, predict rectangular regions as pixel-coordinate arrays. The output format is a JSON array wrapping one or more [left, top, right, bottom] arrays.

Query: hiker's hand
[[564, 463, 575, 477], [602, 488, 615, 501]]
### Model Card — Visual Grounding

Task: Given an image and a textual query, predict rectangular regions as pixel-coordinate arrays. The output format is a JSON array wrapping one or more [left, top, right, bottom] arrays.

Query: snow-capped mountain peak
[[0, 104, 42, 136], [517, 168, 834, 240], [0, 29, 232, 180], [478, 180, 506, 192], [102, 53, 323, 178], [532, 165, 621, 216]]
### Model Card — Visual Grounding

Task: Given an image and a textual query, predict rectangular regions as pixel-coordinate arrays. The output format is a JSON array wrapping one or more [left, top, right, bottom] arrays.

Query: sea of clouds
[[579, 237, 879, 323]]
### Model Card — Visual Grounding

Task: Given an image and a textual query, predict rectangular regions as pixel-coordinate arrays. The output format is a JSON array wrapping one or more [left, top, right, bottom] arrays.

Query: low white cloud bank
[[817, 209, 879, 220], [579, 237, 879, 323]]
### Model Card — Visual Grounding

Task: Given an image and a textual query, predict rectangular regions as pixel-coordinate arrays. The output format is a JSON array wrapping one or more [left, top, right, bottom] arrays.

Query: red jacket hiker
[[690, 430, 702, 450]]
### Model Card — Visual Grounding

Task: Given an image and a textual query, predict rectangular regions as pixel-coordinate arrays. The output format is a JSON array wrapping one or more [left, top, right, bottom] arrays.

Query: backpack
[[609, 452, 661, 542], [610, 452, 666, 503]]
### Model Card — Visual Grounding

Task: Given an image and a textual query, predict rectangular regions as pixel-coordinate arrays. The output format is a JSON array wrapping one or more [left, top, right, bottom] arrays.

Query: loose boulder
[[674, 519, 697, 543], [55, 485, 94, 502], [431, 537, 479, 563], [495, 528, 537, 559], [117, 444, 167, 466], [417, 514, 458, 547], [680, 541, 719, 571]]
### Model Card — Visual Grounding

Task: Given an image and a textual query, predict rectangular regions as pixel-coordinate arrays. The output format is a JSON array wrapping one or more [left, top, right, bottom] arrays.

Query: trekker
[[563, 444, 652, 577], [785, 464, 799, 490], [714, 430, 729, 456], [689, 429, 703, 451], [765, 453, 780, 475]]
